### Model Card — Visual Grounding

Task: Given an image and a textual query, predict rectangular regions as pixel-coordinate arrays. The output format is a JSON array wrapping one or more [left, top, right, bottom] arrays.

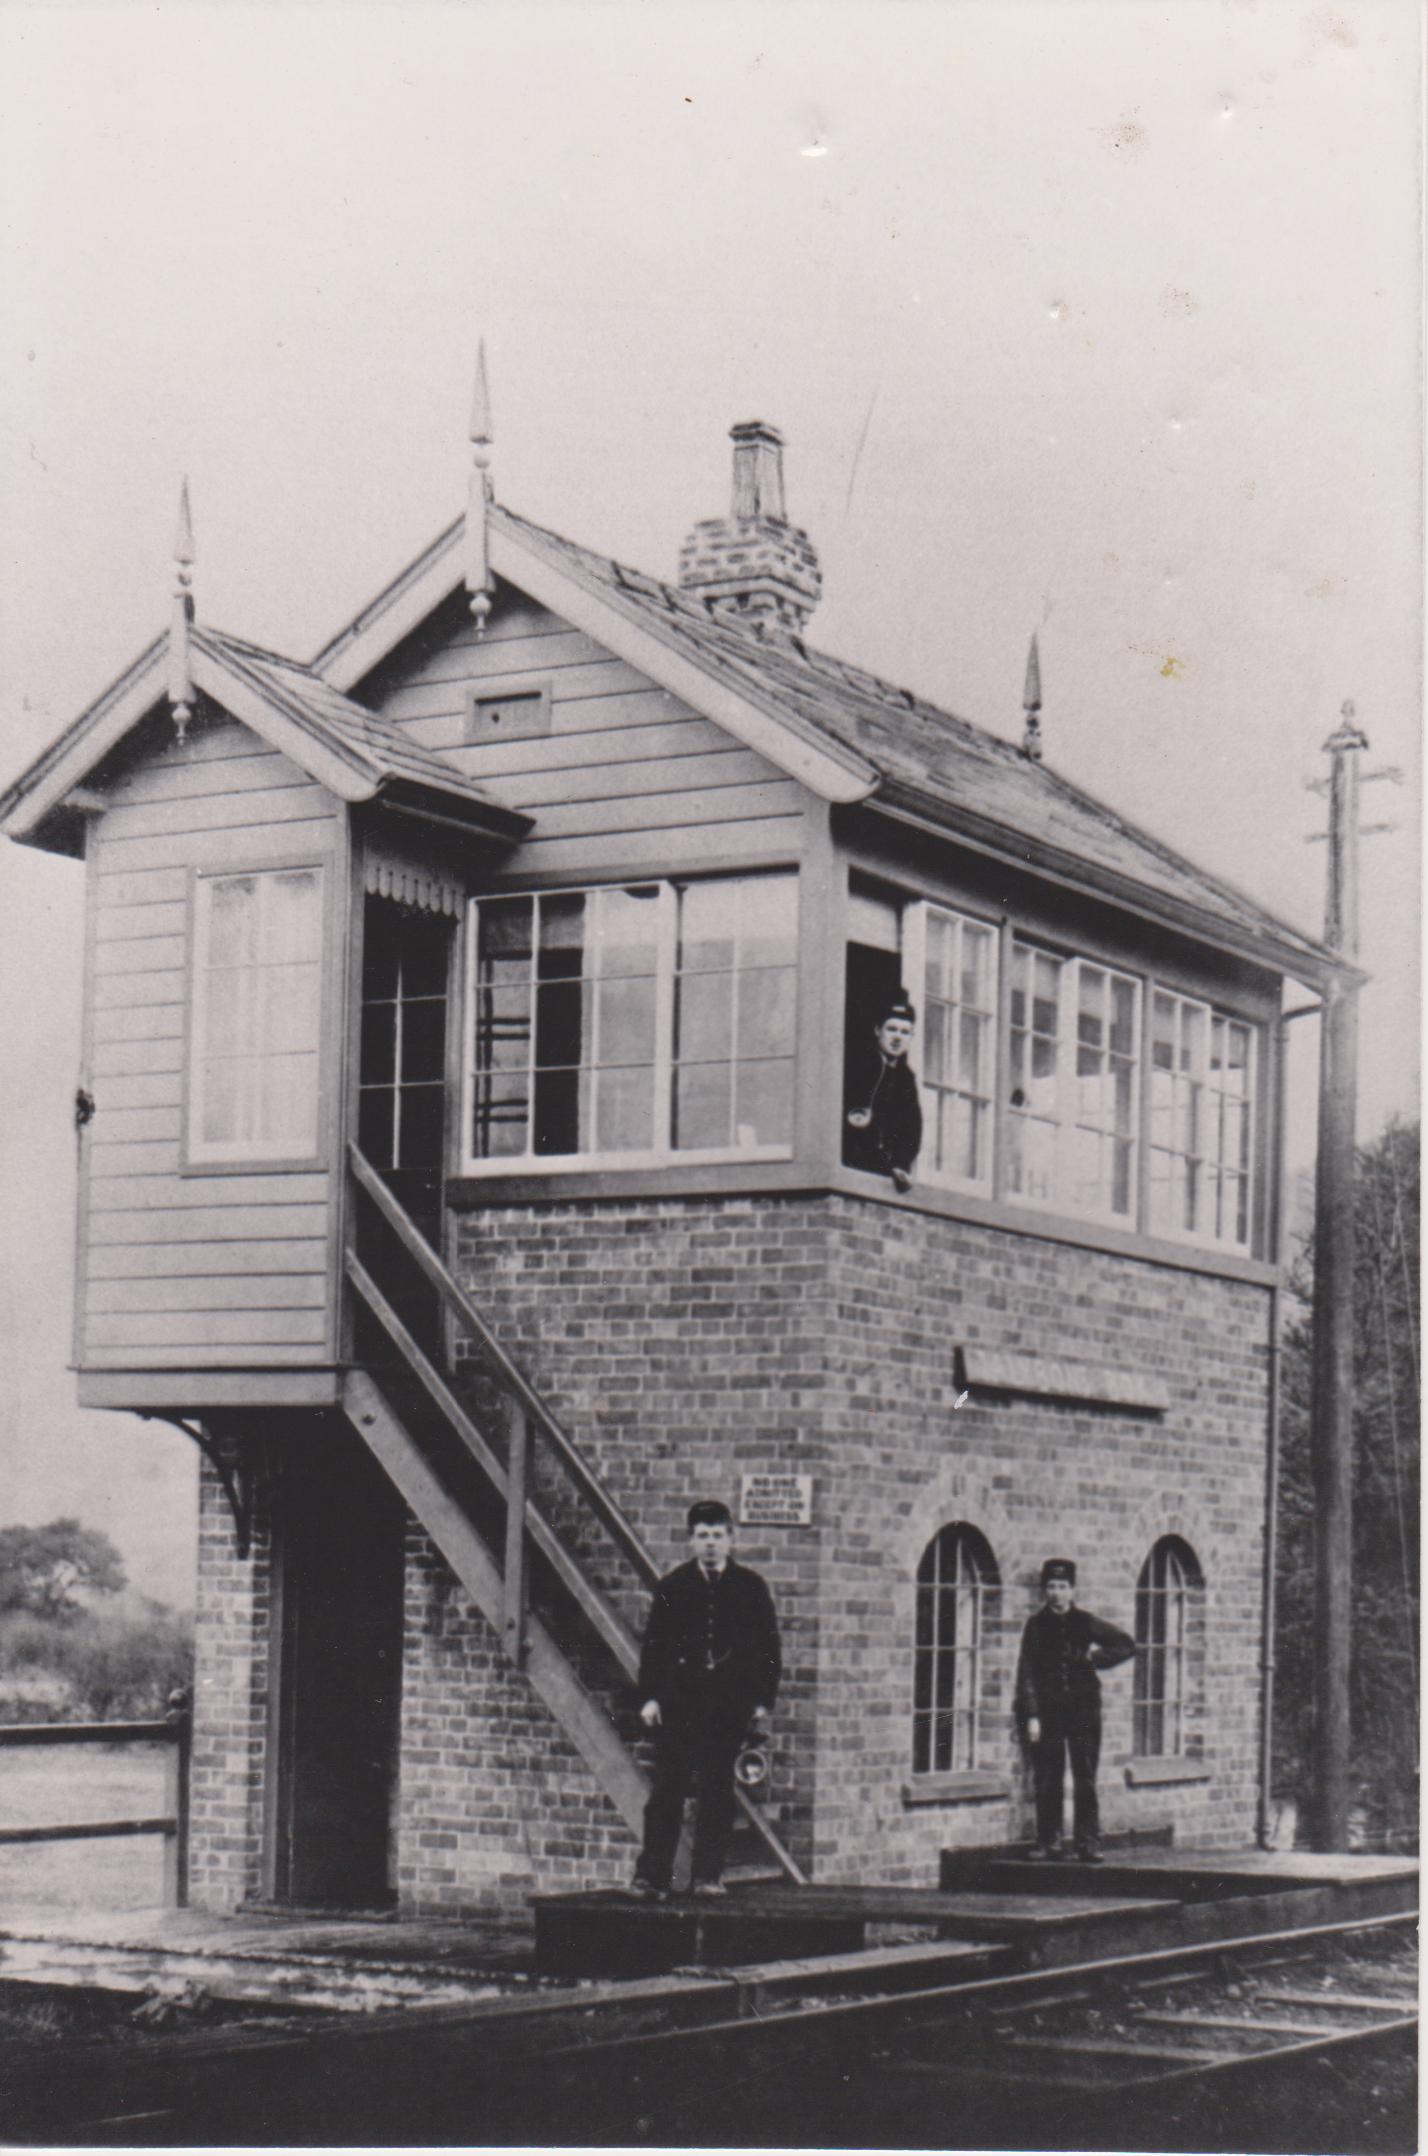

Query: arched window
[[1133, 1537, 1205, 1757], [913, 1524, 1000, 1775]]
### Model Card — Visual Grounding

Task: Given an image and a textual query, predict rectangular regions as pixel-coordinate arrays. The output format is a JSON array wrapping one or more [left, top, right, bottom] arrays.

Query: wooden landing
[[531, 1882, 1178, 1978], [943, 1844, 1420, 1911]]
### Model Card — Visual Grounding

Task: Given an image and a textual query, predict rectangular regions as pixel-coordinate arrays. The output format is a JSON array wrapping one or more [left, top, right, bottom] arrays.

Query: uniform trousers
[[1031, 1711, 1101, 1848], [637, 1693, 746, 1889]]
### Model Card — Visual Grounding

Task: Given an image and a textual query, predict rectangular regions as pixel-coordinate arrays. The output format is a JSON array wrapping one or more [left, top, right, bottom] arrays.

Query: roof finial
[[466, 339, 494, 639], [168, 478, 196, 745], [1020, 631, 1043, 761]]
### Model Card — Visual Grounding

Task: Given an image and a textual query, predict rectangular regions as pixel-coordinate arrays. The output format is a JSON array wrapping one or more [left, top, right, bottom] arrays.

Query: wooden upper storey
[[0, 495, 1344, 1406]]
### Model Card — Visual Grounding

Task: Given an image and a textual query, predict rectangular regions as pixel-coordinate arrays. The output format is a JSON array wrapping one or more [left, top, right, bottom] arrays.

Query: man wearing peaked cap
[[629, 1499, 781, 1900], [1014, 1558, 1134, 1863], [843, 989, 923, 1193]]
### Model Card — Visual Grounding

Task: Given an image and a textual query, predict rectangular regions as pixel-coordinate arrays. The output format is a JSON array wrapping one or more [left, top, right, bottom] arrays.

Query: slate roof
[[482, 504, 1337, 976], [195, 627, 527, 832]]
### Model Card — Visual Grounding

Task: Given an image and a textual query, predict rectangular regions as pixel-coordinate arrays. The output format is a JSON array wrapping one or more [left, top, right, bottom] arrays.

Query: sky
[[0, 0, 1421, 1606]]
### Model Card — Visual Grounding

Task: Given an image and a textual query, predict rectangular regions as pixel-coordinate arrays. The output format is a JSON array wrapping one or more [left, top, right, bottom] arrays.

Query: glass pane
[[265, 961, 321, 1056], [677, 969, 732, 1064], [1110, 976, 1138, 1057], [738, 967, 796, 1060], [594, 885, 660, 978], [535, 978, 586, 1071], [261, 1051, 318, 1150], [401, 998, 446, 1085], [957, 1009, 985, 1091], [362, 908, 401, 1001], [263, 868, 322, 964], [925, 913, 955, 1003], [361, 1002, 397, 1087], [593, 1062, 653, 1153], [533, 1065, 586, 1156], [206, 970, 253, 1060], [400, 922, 451, 1000], [207, 877, 257, 969], [738, 875, 798, 969], [472, 1071, 530, 1159], [594, 974, 657, 1064], [475, 986, 530, 1071], [678, 880, 737, 974], [962, 924, 994, 1007], [675, 1060, 731, 1150], [733, 1057, 793, 1148], [398, 1083, 445, 1169], [357, 1085, 395, 1167], [538, 892, 586, 969], [201, 1055, 245, 1145], [922, 1000, 949, 1086]]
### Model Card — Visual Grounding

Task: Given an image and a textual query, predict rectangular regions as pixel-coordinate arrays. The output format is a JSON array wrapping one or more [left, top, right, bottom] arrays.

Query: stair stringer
[[342, 1367, 648, 1835]]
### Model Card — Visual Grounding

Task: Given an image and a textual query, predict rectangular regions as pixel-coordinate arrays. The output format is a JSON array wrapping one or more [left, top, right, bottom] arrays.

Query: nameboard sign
[[740, 1473, 814, 1526]]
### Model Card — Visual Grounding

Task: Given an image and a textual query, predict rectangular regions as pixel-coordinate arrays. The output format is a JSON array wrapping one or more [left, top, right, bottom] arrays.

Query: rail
[[0, 1690, 191, 1905]]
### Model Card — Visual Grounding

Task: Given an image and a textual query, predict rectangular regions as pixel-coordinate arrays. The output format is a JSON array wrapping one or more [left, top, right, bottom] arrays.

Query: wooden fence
[[0, 1689, 191, 1906]]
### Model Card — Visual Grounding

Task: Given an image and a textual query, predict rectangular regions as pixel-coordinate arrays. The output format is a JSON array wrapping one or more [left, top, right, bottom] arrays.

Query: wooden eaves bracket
[[142, 1413, 255, 1559]]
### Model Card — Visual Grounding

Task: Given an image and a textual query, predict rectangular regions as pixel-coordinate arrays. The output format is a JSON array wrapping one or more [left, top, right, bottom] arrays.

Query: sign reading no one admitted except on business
[[739, 1473, 814, 1526]]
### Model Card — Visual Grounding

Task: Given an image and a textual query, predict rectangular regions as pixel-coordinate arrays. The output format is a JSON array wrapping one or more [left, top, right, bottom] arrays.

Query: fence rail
[[0, 1691, 191, 1905]]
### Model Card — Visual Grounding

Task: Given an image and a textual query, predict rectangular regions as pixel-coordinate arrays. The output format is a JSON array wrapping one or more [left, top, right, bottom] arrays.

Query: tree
[[0, 1517, 127, 1621], [1276, 1118, 1420, 1844]]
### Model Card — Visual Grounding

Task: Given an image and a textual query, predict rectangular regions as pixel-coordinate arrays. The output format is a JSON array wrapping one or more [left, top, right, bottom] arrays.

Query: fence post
[[503, 1396, 530, 1668], [162, 1686, 192, 1908]]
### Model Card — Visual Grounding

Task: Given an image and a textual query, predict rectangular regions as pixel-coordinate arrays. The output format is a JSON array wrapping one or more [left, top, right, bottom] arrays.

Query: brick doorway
[[267, 1420, 406, 1907]]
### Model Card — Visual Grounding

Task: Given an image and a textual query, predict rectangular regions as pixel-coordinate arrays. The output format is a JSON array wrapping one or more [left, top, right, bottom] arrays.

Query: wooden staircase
[[341, 1144, 805, 1884]]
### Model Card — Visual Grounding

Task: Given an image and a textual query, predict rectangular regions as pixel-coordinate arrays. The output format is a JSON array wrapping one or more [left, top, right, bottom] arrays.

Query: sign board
[[739, 1472, 814, 1527]]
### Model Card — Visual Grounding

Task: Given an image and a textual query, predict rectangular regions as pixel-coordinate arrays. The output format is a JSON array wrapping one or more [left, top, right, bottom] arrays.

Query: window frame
[[1005, 938, 1143, 1230], [901, 899, 1000, 1198], [911, 1522, 1001, 1779], [1133, 1535, 1205, 1760], [1147, 986, 1259, 1253], [458, 871, 800, 1176], [183, 860, 329, 1174]]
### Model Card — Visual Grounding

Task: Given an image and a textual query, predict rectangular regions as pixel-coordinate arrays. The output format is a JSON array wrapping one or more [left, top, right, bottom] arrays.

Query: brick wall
[[185, 1191, 1272, 1913], [444, 1193, 1271, 1887], [188, 1448, 272, 1911]]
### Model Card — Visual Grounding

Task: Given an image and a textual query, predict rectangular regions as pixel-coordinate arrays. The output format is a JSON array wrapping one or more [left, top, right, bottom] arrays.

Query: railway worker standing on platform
[[1015, 1558, 1134, 1864], [630, 1499, 781, 1900]]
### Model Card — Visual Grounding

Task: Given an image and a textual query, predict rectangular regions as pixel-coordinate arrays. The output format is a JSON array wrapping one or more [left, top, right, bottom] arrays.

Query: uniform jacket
[[843, 1040, 923, 1176], [1014, 1605, 1135, 1728], [638, 1558, 782, 1720]]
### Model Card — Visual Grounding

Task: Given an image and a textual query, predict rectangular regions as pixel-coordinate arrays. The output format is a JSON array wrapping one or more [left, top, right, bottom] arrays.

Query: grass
[[0, 1742, 170, 1917]]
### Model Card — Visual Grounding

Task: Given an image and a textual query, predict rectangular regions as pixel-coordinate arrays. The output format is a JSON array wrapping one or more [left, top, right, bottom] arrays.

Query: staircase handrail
[[349, 1141, 659, 1589]]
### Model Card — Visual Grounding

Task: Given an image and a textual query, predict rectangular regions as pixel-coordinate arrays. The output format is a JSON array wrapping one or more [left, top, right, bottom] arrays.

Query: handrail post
[[162, 1686, 192, 1908], [503, 1397, 530, 1667]]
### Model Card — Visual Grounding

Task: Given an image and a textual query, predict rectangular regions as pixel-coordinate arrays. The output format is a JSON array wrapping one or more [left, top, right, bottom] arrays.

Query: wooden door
[[271, 1422, 405, 1908]]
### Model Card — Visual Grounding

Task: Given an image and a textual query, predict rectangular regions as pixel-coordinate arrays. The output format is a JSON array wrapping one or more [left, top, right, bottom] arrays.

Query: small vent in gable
[[467, 679, 552, 745]]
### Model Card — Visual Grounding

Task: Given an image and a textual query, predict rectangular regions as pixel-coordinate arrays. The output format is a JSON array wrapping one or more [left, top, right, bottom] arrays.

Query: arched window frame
[[912, 1523, 1001, 1777], [1133, 1536, 1206, 1758]]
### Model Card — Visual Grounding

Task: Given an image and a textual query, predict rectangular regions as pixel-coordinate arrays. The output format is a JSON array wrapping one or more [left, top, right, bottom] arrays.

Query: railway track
[[3, 1909, 1415, 2145]]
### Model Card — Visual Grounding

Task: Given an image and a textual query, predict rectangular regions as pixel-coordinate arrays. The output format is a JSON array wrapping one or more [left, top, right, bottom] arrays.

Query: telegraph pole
[[1306, 703, 1367, 1850]]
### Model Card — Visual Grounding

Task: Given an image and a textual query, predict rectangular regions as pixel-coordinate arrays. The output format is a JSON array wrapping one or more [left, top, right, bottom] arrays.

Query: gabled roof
[[314, 499, 1344, 984], [0, 622, 530, 853]]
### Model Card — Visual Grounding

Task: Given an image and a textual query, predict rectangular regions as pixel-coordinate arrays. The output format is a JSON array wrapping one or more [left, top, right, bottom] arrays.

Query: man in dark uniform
[[1014, 1558, 1134, 1863], [843, 991, 923, 1192], [631, 1499, 781, 1899]]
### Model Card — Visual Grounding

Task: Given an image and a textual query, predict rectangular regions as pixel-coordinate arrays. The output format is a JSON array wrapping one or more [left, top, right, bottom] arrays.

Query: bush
[[0, 1600, 193, 1722]]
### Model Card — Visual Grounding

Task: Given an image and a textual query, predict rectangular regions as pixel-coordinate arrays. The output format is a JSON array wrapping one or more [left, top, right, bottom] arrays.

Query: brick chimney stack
[[678, 421, 822, 634]]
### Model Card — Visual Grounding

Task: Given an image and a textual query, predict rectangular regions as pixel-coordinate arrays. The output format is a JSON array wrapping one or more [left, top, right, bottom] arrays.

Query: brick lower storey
[[187, 1192, 1273, 1914]]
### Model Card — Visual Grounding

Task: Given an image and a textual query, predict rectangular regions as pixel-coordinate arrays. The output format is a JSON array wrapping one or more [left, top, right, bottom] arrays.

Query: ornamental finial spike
[[466, 339, 494, 637], [1020, 631, 1043, 762], [168, 477, 195, 744]]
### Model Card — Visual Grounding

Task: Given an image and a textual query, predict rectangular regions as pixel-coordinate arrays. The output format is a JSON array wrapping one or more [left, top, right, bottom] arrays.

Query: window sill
[[902, 1771, 1010, 1808], [1123, 1757, 1211, 1787]]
